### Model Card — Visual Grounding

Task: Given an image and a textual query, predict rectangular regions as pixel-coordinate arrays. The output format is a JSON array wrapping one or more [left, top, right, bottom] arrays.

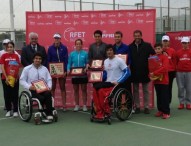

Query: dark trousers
[[123, 77, 132, 95], [154, 84, 170, 114], [30, 90, 54, 115], [168, 71, 176, 103], [1, 73, 6, 107], [3, 79, 19, 112]]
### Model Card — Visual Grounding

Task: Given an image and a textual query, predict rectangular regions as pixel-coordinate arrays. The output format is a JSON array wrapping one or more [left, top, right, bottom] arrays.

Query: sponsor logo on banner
[[55, 15, 62, 18], [127, 20, 133, 24], [73, 14, 80, 18], [108, 20, 117, 24], [146, 20, 154, 23], [108, 14, 116, 17], [55, 20, 62, 25], [127, 12, 134, 17], [28, 21, 36, 25], [146, 12, 152, 17], [37, 22, 44, 25], [46, 14, 53, 19], [100, 20, 106, 25], [37, 15, 43, 19], [100, 13, 107, 18], [136, 13, 144, 17], [91, 14, 96, 18], [81, 15, 89, 18], [136, 19, 144, 24], [118, 13, 123, 17], [64, 14, 69, 19], [45, 22, 53, 25], [73, 21, 79, 26], [64, 27, 86, 42], [28, 15, 35, 19], [81, 20, 89, 25], [102, 30, 114, 38]]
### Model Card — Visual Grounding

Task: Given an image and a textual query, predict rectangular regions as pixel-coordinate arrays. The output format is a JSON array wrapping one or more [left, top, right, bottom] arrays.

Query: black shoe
[[144, 108, 150, 114], [135, 108, 140, 114]]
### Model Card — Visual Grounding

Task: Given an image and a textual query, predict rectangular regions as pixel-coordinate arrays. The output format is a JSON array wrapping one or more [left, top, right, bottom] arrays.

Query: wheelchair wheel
[[114, 88, 133, 121], [90, 101, 96, 122], [18, 91, 33, 122]]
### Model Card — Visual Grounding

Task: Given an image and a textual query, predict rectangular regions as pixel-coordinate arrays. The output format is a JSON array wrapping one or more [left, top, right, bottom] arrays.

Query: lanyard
[[56, 47, 60, 62]]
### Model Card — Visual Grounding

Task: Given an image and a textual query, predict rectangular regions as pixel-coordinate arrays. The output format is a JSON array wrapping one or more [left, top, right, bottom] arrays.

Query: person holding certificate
[[20, 52, 54, 120], [47, 33, 68, 111], [113, 31, 132, 94], [67, 39, 88, 112], [93, 44, 131, 119], [0, 41, 20, 117]]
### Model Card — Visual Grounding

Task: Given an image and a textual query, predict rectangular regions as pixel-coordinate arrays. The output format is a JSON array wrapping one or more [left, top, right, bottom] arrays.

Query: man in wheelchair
[[20, 52, 55, 121], [92, 44, 131, 120]]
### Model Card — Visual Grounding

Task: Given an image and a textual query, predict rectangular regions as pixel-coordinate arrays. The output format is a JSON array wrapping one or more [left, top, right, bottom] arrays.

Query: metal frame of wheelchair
[[18, 90, 58, 125], [90, 84, 133, 125]]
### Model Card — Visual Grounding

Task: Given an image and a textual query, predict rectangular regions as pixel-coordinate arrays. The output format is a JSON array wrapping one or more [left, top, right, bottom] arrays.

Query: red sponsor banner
[[166, 31, 191, 50], [26, 10, 156, 108]]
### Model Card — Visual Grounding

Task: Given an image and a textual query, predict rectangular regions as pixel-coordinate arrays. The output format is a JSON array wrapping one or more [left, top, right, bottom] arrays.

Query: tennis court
[[0, 81, 191, 146]]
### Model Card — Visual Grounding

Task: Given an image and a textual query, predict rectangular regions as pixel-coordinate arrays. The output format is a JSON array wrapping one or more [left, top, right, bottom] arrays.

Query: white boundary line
[[79, 111, 191, 136], [0, 110, 191, 136]]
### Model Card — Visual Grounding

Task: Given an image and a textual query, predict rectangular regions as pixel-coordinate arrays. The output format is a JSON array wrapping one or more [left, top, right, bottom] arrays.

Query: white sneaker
[[47, 115, 53, 120], [83, 105, 88, 112], [13, 112, 18, 117], [5, 111, 11, 117], [73, 105, 79, 112]]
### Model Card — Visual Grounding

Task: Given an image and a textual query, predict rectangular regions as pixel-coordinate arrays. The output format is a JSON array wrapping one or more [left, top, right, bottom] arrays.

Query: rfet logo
[[63, 27, 86, 42]]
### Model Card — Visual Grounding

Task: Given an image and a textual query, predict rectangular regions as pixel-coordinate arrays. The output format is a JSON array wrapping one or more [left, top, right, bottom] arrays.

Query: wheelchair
[[18, 90, 58, 125], [90, 83, 133, 125]]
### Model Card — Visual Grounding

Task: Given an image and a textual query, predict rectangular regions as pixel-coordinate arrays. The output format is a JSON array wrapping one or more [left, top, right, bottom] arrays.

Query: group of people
[[0, 29, 190, 120]]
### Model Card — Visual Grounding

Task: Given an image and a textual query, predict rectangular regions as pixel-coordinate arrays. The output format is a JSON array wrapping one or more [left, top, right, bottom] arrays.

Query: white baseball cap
[[162, 35, 170, 41], [3, 39, 10, 44], [53, 33, 61, 38], [181, 37, 190, 43]]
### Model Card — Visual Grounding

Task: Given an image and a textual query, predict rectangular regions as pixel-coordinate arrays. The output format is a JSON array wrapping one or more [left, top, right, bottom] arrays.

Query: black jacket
[[21, 44, 47, 67], [129, 39, 155, 83]]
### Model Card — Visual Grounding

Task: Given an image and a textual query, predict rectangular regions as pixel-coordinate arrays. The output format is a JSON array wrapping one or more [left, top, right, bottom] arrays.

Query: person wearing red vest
[[150, 43, 170, 119], [162, 35, 176, 104], [176, 37, 191, 110]]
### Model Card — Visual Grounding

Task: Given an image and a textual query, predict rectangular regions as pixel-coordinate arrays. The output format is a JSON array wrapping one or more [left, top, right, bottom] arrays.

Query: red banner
[[166, 31, 191, 50], [26, 10, 156, 108]]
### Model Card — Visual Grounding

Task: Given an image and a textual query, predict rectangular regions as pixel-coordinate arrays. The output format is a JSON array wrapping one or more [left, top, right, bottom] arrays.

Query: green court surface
[[0, 81, 191, 146]]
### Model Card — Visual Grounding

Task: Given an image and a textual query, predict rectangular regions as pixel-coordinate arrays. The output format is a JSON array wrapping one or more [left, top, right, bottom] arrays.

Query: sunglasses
[[182, 42, 189, 44]]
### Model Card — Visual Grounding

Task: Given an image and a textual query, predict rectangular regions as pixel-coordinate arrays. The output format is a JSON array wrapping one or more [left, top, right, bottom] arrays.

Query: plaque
[[90, 60, 103, 69], [32, 79, 49, 93], [115, 54, 128, 63], [49, 62, 64, 78], [70, 67, 84, 76], [88, 71, 103, 83]]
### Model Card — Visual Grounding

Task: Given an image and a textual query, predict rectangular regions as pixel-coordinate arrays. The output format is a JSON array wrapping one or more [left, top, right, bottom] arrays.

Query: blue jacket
[[47, 43, 68, 72], [113, 43, 131, 65], [67, 50, 88, 71]]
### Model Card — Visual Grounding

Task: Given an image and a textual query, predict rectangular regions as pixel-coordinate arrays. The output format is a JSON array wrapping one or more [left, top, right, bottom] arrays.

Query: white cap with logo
[[3, 39, 10, 44], [162, 35, 170, 41], [53, 33, 61, 38], [181, 37, 190, 43]]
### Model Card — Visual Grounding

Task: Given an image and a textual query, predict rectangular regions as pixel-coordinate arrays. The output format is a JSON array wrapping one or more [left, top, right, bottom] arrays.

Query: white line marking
[[126, 120, 191, 136], [0, 117, 13, 121], [79, 111, 191, 136]]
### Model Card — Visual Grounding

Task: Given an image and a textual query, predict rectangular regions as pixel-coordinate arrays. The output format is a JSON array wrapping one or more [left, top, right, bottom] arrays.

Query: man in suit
[[21, 32, 47, 67]]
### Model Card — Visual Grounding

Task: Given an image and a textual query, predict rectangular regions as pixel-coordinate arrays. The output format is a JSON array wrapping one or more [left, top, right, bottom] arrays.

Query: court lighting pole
[[142, 0, 145, 9], [113, 0, 116, 10], [9, 0, 15, 42], [39, 0, 41, 11]]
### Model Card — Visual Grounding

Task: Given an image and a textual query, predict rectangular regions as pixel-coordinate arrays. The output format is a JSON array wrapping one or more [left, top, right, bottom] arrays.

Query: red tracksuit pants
[[93, 87, 113, 119]]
